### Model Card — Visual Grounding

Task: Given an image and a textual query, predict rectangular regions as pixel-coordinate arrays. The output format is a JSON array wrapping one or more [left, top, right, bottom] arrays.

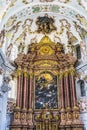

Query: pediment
[[15, 36, 76, 70]]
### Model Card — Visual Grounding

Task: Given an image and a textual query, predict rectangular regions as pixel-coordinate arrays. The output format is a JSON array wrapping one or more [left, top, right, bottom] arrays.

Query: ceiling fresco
[[0, 0, 87, 62]]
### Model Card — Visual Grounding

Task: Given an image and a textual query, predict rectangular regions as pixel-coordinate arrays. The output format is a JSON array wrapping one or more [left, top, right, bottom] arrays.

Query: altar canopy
[[10, 36, 83, 130]]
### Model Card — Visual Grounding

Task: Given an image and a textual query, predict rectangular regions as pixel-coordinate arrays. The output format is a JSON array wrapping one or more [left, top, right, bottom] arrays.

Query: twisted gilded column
[[64, 68, 72, 127]]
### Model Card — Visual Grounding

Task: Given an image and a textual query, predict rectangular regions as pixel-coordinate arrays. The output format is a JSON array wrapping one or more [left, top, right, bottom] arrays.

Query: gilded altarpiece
[[10, 36, 84, 130]]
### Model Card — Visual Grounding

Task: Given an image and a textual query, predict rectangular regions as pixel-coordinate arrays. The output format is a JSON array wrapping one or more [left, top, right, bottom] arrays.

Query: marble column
[[59, 70, 66, 127], [16, 67, 22, 108], [64, 69, 72, 127], [69, 67, 77, 107], [29, 70, 33, 109], [69, 66, 83, 129], [21, 68, 28, 127], [11, 67, 22, 129], [27, 68, 34, 130]]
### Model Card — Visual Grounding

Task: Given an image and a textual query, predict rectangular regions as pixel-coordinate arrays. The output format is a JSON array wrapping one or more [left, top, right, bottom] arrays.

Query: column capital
[[16, 68, 22, 76], [59, 70, 63, 79], [23, 68, 28, 77], [29, 69, 34, 78], [64, 69, 69, 77], [69, 67, 75, 76]]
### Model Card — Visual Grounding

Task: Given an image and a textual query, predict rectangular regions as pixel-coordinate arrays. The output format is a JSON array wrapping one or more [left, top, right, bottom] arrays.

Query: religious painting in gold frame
[[34, 72, 58, 109]]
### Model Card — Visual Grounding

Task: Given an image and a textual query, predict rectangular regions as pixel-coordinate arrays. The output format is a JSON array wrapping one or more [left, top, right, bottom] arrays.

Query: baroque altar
[[10, 36, 84, 130]]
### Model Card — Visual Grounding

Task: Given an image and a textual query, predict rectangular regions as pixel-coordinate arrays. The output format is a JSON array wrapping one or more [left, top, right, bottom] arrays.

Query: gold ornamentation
[[38, 73, 53, 82], [68, 113, 72, 119], [23, 70, 28, 77], [15, 112, 19, 119], [34, 60, 58, 66], [16, 69, 22, 76], [38, 36, 54, 45], [29, 73, 33, 78], [61, 113, 65, 120], [27, 115, 31, 120], [21, 113, 25, 120], [15, 106, 20, 110], [59, 71, 63, 79], [54, 115, 59, 120], [40, 63, 51, 67], [39, 45, 54, 55], [64, 70, 68, 77], [75, 113, 79, 119], [73, 106, 79, 110], [66, 107, 71, 110], [35, 115, 40, 120], [69, 67, 75, 76]]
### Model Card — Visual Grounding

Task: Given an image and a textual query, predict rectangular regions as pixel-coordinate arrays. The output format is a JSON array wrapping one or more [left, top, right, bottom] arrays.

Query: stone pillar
[[64, 69, 72, 129], [69, 66, 83, 130], [59, 70, 66, 129], [21, 68, 28, 129], [27, 68, 34, 130], [11, 67, 22, 130]]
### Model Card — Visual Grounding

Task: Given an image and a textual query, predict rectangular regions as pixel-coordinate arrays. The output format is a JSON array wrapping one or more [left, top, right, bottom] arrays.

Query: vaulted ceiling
[[0, 0, 87, 62]]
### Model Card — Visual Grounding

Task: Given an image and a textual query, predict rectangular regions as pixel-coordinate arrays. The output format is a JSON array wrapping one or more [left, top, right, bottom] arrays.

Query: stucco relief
[[80, 41, 87, 61], [78, 98, 87, 112], [7, 99, 16, 113], [40, 0, 54, 2], [0, 29, 5, 48], [5, 13, 85, 60], [36, 15, 56, 34], [78, 0, 87, 11]]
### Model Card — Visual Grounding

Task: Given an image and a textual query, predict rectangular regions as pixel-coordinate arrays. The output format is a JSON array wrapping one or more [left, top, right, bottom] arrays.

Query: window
[[76, 45, 81, 59], [80, 81, 86, 97]]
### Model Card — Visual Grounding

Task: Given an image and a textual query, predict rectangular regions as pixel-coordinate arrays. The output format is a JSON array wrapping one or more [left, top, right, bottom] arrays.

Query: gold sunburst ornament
[[39, 45, 54, 55]]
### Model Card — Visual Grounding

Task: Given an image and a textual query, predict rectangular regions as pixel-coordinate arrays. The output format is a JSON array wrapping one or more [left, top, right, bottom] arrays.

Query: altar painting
[[35, 72, 58, 109]]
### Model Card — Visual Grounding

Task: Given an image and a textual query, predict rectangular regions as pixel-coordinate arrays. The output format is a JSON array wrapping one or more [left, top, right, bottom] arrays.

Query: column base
[[12, 108, 21, 126], [22, 126, 28, 130], [59, 125, 65, 130], [60, 108, 66, 126], [29, 125, 34, 130], [21, 109, 27, 125], [65, 125, 72, 130], [72, 124, 84, 130], [10, 125, 22, 130]]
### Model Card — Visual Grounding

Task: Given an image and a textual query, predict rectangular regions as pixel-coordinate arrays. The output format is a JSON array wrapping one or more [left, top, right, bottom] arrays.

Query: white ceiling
[[0, 0, 87, 62]]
